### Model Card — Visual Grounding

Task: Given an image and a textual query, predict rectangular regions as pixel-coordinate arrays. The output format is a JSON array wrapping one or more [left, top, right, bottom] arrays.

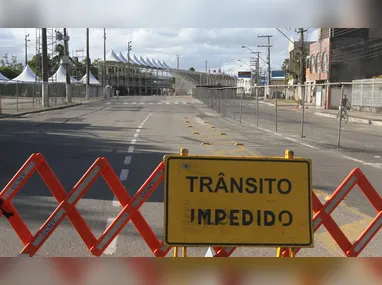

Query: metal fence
[[0, 82, 106, 115], [352, 78, 382, 111], [193, 82, 380, 147]]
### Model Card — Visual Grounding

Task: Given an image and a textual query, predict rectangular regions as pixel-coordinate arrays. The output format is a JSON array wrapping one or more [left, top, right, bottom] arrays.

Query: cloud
[[0, 28, 317, 73]]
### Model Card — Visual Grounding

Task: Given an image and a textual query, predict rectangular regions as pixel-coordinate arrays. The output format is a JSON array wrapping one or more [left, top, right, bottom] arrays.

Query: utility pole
[[296, 28, 308, 139], [296, 28, 308, 84], [103, 28, 106, 86], [62, 28, 72, 103], [41, 28, 49, 107], [176, 55, 180, 69], [205, 60, 208, 85], [127, 40, 132, 94], [258, 35, 273, 86], [63, 28, 70, 84], [86, 28, 90, 100], [24, 34, 30, 66]]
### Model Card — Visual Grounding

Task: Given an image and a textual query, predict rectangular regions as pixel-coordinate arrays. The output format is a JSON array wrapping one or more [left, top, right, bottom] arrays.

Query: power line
[[332, 41, 382, 61], [332, 48, 382, 63]]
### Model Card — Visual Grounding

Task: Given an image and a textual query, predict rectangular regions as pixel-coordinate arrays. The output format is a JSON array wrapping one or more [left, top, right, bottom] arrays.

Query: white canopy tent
[[105, 50, 122, 62], [117, 52, 128, 64], [79, 71, 101, 85], [49, 64, 79, 83], [11, 65, 41, 82], [133, 55, 144, 66], [0, 72, 9, 81]]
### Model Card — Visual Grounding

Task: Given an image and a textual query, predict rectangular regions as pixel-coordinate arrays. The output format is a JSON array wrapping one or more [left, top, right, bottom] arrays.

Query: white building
[[236, 71, 253, 96], [236, 78, 252, 95]]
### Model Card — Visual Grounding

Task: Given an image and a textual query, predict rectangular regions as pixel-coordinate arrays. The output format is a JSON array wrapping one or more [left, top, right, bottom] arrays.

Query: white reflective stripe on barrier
[[313, 217, 322, 230], [2, 161, 36, 200], [32, 208, 67, 248], [67, 166, 100, 204], [325, 176, 356, 214], [353, 214, 382, 253], [96, 212, 130, 251]]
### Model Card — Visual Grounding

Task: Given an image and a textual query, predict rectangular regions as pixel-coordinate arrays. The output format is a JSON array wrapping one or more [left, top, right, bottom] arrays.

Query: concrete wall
[[328, 85, 352, 109]]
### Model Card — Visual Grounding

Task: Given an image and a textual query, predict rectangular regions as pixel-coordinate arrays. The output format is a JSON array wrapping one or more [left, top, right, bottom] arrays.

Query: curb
[[0, 102, 83, 118], [314, 112, 382, 126], [0, 98, 110, 119]]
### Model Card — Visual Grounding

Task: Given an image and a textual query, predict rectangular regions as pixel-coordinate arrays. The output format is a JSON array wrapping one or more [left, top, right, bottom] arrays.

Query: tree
[[282, 57, 300, 83], [189, 67, 195, 71], [0, 54, 23, 79]]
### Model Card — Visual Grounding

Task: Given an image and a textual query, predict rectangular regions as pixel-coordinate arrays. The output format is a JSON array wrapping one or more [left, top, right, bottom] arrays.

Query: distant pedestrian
[[116, 89, 120, 100]]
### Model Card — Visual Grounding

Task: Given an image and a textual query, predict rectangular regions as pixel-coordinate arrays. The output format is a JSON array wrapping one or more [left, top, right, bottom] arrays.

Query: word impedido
[[190, 208, 293, 227]]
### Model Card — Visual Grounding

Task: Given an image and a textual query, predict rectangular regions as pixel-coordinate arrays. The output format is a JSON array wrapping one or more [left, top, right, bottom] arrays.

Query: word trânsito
[[186, 173, 292, 194]]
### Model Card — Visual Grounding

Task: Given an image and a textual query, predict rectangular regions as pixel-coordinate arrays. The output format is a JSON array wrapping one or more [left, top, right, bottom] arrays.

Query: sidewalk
[[314, 109, 382, 126], [261, 99, 382, 126]]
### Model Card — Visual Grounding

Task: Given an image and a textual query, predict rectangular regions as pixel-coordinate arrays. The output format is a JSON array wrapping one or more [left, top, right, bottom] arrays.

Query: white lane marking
[[112, 196, 121, 207], [149, 102, 154, 104], [107, 113, 154, 255], [119, 169, 129, 181], [132, 102, 137, 104], [196, 117, 205, 125], [158, 103, 162, 105], [106, 102, 111, 105], [103, 218, 118, 255], [255, 125, 317, 149], [341, 155, 382, 169], [175, 102, 179, 105], [124, 156, 132, 165], [140, 102, 144, 104], [124, 102, 128, 105]]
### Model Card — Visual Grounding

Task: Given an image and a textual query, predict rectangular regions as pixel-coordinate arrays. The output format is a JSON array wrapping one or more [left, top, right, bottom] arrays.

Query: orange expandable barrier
[[0, 153, 171, 257], [210, 167, 382, 258], [0, 155, 380, 258]]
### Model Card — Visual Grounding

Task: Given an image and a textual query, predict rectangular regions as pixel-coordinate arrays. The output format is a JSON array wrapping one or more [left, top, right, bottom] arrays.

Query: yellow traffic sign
[[164, 155, 313, 247]]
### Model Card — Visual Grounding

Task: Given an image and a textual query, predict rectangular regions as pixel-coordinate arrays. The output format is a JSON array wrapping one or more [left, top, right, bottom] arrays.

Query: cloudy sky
[[0, 28, 318, 74]]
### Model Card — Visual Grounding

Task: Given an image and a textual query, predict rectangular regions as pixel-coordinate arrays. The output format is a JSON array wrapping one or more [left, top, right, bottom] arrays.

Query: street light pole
[[24, 34, 30, 67], [127, 40, 132, 94], [103, 28, 106, 86]]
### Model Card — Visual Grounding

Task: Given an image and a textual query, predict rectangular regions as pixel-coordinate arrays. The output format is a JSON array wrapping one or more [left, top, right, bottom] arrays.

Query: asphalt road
[[0, 95, 380, 257]]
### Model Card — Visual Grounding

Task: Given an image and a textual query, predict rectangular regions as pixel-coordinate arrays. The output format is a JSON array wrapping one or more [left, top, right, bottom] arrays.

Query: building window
[[322, 52, 328, 72], [306, 56, 310, 69], [310, 56, 316, 74], [316, 53, 321, 73]]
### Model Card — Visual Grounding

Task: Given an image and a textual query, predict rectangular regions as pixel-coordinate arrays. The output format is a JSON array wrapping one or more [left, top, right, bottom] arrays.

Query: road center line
[[124, 156, 132, 165], [119, 169, 129, 181], [106, 113, 153, 255]]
